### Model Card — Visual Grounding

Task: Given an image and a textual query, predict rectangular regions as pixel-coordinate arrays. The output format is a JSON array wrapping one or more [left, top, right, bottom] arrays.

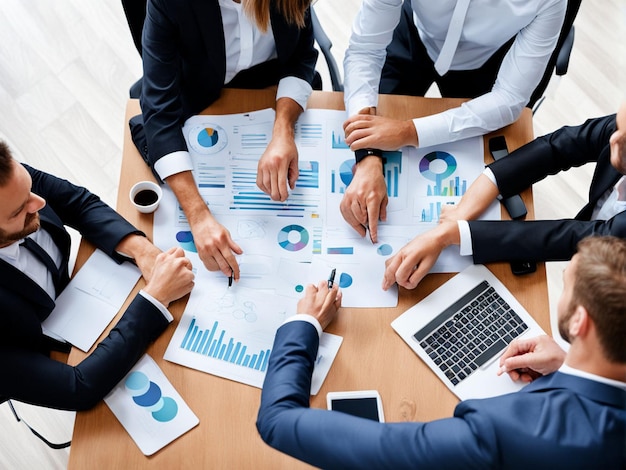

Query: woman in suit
[[136, 0, 319, 282]]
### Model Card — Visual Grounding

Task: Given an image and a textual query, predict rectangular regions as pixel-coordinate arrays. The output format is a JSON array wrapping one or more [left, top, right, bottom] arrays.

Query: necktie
[[20, 237, 69, 296], [434, 0, 471, 76]]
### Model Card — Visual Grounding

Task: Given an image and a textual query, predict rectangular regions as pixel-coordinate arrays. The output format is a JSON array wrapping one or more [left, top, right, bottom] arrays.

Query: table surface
[[68, 89, 547, 469]]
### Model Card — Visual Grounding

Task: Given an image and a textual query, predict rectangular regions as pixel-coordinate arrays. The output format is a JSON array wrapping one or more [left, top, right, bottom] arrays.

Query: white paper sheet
[[42, 249, 141, 352], [164, 270, 342, 394], [104, 354, 199, 456], [153, 108, 500, 309]]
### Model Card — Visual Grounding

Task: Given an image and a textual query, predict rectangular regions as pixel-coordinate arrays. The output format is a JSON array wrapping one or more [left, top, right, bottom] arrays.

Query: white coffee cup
[[129, 181, 162, 214]]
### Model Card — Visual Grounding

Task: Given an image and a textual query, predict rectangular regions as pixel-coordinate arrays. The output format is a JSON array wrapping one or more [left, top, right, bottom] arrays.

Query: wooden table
[[68, 89, 548, 468]]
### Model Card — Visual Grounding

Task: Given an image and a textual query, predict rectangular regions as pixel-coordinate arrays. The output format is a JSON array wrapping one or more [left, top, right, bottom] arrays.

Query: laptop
[[391, 264, 546, 400]]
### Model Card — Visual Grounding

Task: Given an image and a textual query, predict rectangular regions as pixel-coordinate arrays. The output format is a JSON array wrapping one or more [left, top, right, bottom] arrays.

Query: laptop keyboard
[[413, 281, 528, 386]]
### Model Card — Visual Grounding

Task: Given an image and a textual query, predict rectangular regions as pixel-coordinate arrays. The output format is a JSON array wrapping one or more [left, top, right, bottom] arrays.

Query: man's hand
[[296, 281, 342, 330], [143, 247, 195, 308], [189, 210, 243, 280], [257, 96, 303, 202], [166, 170, 243, 279], [114, 234, 162, 282], [256, 134, 298, 202], [497, 335, 566, 383], [382, 221, 460, 290], [343, 114, 418, 150], [339, 157, 388, 242]]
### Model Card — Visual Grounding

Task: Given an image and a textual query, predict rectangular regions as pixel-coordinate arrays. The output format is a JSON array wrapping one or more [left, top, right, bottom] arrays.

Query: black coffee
[[134, 189, 159, 206]]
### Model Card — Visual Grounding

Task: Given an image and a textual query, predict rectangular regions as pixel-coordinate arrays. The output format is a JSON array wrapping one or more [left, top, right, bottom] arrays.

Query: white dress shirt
[[155, 0, 312, 181], [343, 0, 566, 148]]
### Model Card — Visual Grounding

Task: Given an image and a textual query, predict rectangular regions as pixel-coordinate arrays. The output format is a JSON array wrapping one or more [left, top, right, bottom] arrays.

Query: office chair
[[122, 1, 343, 98], [311, 7, 344, 92], [528, 0, 582, 114], [4, 400, 71, 449]]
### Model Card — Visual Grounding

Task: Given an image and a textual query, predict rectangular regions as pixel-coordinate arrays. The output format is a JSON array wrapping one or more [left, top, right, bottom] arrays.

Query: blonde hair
[[243, 0, 310, 32]]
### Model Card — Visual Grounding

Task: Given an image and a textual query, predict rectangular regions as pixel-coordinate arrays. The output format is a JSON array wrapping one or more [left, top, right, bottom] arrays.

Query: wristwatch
[[354, 148, 383, 164]]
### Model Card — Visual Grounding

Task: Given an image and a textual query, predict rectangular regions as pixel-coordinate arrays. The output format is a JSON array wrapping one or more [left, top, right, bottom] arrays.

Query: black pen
[[228, 268, 233, 288], [327, 268, 336, 289]]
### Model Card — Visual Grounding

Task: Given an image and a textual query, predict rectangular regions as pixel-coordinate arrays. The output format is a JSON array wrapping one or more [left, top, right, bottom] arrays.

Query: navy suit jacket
[[0, 165, 169, 410], [468, 114, 625, 263], [257, 321, 626, 469], [140, 0, 318, 165]]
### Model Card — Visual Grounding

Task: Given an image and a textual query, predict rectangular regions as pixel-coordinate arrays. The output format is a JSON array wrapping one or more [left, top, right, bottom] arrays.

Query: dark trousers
[[379, 0, 515, 100]]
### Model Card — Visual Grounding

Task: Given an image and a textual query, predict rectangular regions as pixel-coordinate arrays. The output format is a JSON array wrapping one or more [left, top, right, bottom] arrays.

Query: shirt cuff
[[346, 95, 378, 119], [282, 314, 323, 339], [412, 113, 452, 149], [138, 290, 174, 322], [154, 150, 194, 181], [457, 220, 473, 256], [483, 167, 498, 187], [277, 76, 312, 112]]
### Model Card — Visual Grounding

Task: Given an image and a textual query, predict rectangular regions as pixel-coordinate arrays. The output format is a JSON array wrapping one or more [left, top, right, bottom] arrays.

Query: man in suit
[[0, 141, 195, 410], [133, 0, 319, 281], [257, 235, 626, 468], [383, 102, 626, 290]]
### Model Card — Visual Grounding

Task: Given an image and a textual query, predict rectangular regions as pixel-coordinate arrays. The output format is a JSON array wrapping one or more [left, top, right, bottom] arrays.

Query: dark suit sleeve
[[469, 214, 626, 263], [273, 8, 318, 87], [489, 114, 616, 198], [0, 295, 169, 410], [27, 165, 141, 262], [257, 322, 496, 469], [140, 0, 191, 164]]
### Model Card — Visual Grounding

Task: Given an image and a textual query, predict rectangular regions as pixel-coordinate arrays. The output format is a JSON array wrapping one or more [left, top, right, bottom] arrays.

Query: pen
[[228, 268, 233, 288], [327, 268, 336, 289]]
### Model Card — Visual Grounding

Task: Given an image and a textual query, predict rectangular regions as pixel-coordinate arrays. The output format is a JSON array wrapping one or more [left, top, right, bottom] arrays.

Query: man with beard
[[0, 141, 195, 410], [257, 236, 626, 468]]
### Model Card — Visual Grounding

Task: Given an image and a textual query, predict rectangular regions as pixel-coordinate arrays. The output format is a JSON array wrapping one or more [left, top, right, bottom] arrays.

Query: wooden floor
[[0, 0, 624, 468]]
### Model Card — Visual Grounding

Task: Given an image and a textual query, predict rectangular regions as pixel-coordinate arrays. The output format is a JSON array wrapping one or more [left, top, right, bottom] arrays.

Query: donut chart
[[419, 151, 457, 181], [188, 124, 228, 155], [277, 225, 309, 252]]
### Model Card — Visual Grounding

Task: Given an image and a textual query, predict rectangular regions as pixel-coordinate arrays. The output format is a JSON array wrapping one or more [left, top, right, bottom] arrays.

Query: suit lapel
[[0, 257, 55, 311], [577, 146, 622, 220], [0, 207, 71, 312]]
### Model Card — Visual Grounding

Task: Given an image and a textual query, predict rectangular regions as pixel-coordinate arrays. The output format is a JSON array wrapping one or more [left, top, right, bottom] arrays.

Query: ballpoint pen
[[327, 268, 336, 289], [228, 268, 233, 288]]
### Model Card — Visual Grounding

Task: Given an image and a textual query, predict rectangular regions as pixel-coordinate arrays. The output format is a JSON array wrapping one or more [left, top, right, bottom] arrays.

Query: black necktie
[[20, 237, 69, 296]]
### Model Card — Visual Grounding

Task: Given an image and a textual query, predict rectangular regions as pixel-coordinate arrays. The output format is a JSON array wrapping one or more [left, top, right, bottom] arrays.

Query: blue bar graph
[[180, 318, 271, 373], [383, 151, 402, 198]]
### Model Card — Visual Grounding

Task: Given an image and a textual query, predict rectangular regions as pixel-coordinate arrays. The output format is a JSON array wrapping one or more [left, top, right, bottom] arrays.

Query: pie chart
[[188, 123, 228, 155]]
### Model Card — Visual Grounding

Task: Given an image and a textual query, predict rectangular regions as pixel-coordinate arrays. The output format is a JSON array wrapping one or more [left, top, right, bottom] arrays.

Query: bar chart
[[180, 318, 271, 373]]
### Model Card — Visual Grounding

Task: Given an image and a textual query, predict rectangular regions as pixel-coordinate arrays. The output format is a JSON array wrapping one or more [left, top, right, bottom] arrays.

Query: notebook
[[391, 264, 546, 400]]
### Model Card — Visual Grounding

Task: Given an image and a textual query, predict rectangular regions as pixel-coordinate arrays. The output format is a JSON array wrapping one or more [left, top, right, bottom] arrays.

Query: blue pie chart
[[339, 160, 355, 187]]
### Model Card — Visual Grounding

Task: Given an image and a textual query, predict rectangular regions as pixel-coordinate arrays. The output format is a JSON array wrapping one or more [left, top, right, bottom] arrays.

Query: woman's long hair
[[244, 0, 310, 32]]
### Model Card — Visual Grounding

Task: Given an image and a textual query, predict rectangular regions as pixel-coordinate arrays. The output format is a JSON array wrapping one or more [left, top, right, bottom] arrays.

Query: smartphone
[[327, 390, 385, 422], [510, 260, 537, 276], [488, 136, 527, 220]]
